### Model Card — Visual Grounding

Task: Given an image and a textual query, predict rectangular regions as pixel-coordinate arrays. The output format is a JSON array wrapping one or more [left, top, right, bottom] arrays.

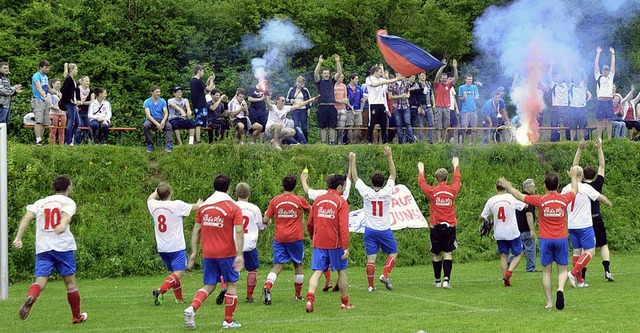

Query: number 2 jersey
[[480, 193, 526, 240], [235, 200, 265, 252], [26, 194, 77, 254], [147, 199, 193, 253], [355, 178, 395, 231]]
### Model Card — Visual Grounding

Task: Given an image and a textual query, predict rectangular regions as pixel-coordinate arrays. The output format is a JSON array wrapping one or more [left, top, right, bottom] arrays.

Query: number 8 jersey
[[26, 194, 77, 254], [147, 199, 193, 253], [480, 193, 526, 241]]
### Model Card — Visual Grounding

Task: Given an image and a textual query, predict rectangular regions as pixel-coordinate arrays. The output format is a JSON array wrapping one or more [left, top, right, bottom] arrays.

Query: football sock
[[306, 292, 315, 303], [265, 272, 277, 290], [505, 270, 513, 278], [247, 270, 257, 298], [433, 261, 442, 281], [340, 295, 349, 305], [572, 255, 579, 279], [294, 274, 304, 298], [188, 136, 194, 145], [27, 283, 43, 303], [223, 293, 238, 323], [383, 256, 396, 278], [323, 270, 331, 285], [366, 263, 375, 288], [443, 260, 453, 281], [572, 252, 592, 283], [160, 273, 178, 294], [173, 277, 183, 301], [220, 276, 227, 290], [191, 289, 209, 312], [66, 287, 81, 320], [602, 260, 610, 273]]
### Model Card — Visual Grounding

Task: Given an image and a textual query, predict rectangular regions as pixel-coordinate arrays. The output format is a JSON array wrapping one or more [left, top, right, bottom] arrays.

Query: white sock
[[294, 274, 304, 284], [189, 136, 194, 145], [36, 137, 42, 143], [266, 272, 278, 287]]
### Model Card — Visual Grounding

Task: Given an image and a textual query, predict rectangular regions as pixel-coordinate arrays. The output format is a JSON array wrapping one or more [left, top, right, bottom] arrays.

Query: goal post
[[1, 123, 8, 300]]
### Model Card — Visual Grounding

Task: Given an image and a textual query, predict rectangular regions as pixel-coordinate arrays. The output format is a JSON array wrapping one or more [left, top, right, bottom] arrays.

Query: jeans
[[414, 110, 426, 142], [291, 109, 308, 142], [64, 103, 80, 144], [75, 111, 91, 144], [294, 126, 307, 144], [508, 231, 537, 272], [0, 107, 9, 124], [425, 106, 435, 143], [612, 120, 626, 138], [394, 107, 414, 143], [90, 119, 110, 143], [143, 118, 173, 145]]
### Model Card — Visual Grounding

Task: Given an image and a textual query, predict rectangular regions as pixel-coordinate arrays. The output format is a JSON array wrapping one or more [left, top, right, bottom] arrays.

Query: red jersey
[[418, 166, 461, 227], [434, 82, 454, 108], [265, 193, 311, 243], [307, 189, 349, 250], [196, 192, 243, 259], [524, 191, 576, 239]]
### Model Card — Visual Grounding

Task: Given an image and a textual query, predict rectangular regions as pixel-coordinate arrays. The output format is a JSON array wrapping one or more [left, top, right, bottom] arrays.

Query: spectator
[[623, 87, 640, 140], [143, 86, 173, 153], [314, 54, 343, 145], [448, 77, 460, 143], [31, 60, 52, 146], [433, 59, 458, 143], [407, 75, 421, 142], [458, 73, 480, 144], [365, 64, 401, 144], [265, 95, 318, 150], [247, 78, 270, 143], [548, 62, 570, 142], [481, 91, 507, 143], [167, 86, 195, 145], [346, 73, 364, 144], [334, 73, 350, 144], [611, 91, 631, 139], [389, 74, 413, 144], [190, 65, 216, 144], [418, 72, 435, 143], [229, 88, 256, 144], [508, 179, 538, 272], [88, 87, 112, 144], [48, 78, 65, 145], [74, 76, 93, 144], [594, 46, 615, 140], [206, 89, 229, 142], [286, 76, 312, 142], [61, 63, 80, 145], [0, 61, 24, 124], [569, 69, 592, 141]]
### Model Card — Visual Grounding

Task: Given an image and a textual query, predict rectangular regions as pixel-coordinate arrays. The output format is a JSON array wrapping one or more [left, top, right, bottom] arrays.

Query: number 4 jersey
[[480, 193, 526, 241], [147, 199, 193, 253], [26, 194, 77, 254]]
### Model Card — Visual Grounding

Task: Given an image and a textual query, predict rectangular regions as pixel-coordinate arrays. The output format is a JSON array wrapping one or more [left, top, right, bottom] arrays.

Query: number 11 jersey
[[355, 178, 395, 231]]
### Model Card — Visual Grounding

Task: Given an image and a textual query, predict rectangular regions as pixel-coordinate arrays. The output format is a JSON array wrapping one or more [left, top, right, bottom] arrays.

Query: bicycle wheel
[[493, 125, 514, 143]]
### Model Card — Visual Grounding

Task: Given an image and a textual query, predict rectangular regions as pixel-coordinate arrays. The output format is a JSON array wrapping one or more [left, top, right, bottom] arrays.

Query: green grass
[[1, 253, 638, 333]]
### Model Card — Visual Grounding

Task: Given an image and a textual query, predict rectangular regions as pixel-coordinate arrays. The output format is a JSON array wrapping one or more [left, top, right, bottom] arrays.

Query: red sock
[[366, 263, 375, 288], [191, 289, 209, 312], [220, 276, 227, 290], [66, 287, 81, 320], [247, 270, 257, 299], [173, 278, 183, 301], [27, 283, 42, 303], [383, 256, 396, 278], [265, 281, 273, 290], [160, 273, 178, 294], [306, 292, 315, 303], [340, 295, 349, 305], [505, 270, 513, 278], [323, 269, 331, 285], [223, 293, 237, 323], [572, 253, 592, 283]]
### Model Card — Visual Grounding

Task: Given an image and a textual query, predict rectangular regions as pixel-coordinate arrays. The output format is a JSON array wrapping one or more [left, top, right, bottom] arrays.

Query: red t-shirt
[[418, 166, 461, 227], [307, 189, 350, 250], [196, 200, 243, 258], [266, 193, 311, 243], [524, 191, 576, 239], [434, 82, 453, 108]]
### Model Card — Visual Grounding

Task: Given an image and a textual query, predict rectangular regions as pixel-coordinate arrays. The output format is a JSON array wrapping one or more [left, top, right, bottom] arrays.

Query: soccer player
[[562, 138, 611, 288], [12, 175, 88, 324], [147, 183, 201, 305], [235, 182, 266, 302], [417, 157, 461, 288], [262, 175, 311, 304], [480, 180, 527, 286], [184, 174, 244, 329], [499, 167, 580, 310], [349, 146, 398, 291], [305, 174, 353, 312]]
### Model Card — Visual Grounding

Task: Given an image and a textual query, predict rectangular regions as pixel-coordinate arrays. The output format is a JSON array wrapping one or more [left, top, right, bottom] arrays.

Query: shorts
[[244, 248, 260, 271], [265, 122, 280, 137], [337, 109, 348, 127], [460, 112, 478, 128], [159, 250, 187, 272], [317, 104, 338, 128], [273, 239, 304, 265], [596, 100, 614, 120], [31, 98, 51, 126], [592, 216, 608, 247], [539, 238, 569, 266], [346, 110, 363, 126], [433, 106, 450, 130], [203, 257, 239, 285], [429, 224, 457, 254], [571, 107, 588, 129], [569, 226, 596, 250], [497, 238, 523, 256], [193, 108, 208, 126], [233, 117, 250, 131], [311, 248, 348, 271], [35, 250, 76, 278], [364, 228, 398, 255], [249, 111, 267, 132], [449, 109, 458, 127], [169, 118, 196, 130]]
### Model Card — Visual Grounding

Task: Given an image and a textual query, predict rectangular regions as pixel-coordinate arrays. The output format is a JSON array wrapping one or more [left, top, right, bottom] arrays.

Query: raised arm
[[609, 47, 616, 76], [572, 139, 587, 166], [434, 59, 447, 85], [594, 46, 602, 79], [594, 137, 605, 176], [499, 177, 526, 202], [451, 59, 459, 84], [191, 199, 203, 212], [314, 55, 323, 83], [148, 189, 159, 201], [349, 152, 359, 183], [334, 54, 343, 81], [291, 95, 320, 111], [300, 172, 311, 195], [548, 61, 556, 85], [622, 84, 635, 103], [205, 74, 216, 92], [384, 146, 396, 181]]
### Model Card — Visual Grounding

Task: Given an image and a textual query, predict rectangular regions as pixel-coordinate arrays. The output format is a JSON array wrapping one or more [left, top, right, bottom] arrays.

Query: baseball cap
[[173, 86, 183, 92]]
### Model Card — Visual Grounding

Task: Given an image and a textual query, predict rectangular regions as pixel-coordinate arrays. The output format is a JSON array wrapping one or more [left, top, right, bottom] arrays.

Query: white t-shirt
[[570, 82, 588, 107], [551, 82, 569, 106], [355, 178, 395, 230], [307, 179, 352, 201], [365, 77, 387, 105], [266, 105, 289, 128], [449, 87, 457, 111], [26, 194, 77, 254], [167, 97, 189, 120], [595, 73, 615, 99], [480, 193, 526, 241], [229, 98, 248, 119], [235, 200, 264, 252], [147, 199, 193, 253], [561, 183, 601, 229]]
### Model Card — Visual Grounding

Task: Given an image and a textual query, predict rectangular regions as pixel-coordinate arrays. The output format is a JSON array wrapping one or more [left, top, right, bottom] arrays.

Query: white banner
[[348, 184, 429, 233]]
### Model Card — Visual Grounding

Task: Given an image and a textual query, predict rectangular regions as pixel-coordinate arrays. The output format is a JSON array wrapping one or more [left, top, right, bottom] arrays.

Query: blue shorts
[[244, 248, 260, 271], [273, 240, 304, 265], [35, 250, 76, 278], [569, 227, 596, 250], [596, 100, 614, 120], [570, 107, 588, 129], [203, 257, 239, 285], [364, 228, 398, 256], [249, 110, 267, 132], [497, 238, 523, 256], [169, 118, 196, 130], [311, 248, 348, 271], [539, 238, 569, 266], [159, 250, 187, 272], [194, 108, 208, 126]]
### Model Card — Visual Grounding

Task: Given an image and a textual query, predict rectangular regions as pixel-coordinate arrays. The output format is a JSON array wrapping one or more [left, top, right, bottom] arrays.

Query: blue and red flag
[[376, 30, 443, 76]]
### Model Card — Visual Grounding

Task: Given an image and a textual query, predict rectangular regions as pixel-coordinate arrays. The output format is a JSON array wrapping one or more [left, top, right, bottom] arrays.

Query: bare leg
[[542, 264, 553, 309]]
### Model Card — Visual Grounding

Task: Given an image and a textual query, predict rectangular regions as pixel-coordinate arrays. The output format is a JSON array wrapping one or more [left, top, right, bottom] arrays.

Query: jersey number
[[157, 214, 167, 233], [497, 207, 506, 223], [371, 201, 384, 217], [242, 216, 250, 234], [44, 208, 61, 230]]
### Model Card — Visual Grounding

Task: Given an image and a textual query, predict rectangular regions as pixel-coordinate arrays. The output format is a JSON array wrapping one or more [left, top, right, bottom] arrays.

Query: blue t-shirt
[[32, 72, 49, 101], [482, 98, 506, 119], [458, 84, 479, 113], [144, 97, 168, 121]]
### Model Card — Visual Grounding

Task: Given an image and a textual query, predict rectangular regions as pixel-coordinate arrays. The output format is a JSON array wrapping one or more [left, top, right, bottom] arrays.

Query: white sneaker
[[567, 271, 577, 288], [184, 306, 196, 330], [379, 274, 393, 291], [222, 320, 241, 329], [442, 280, 451, 289], [367, 286, 376, 292], [577, 281, 590, 288], [605, 271, 615, 282], [434, 281, 442, 288]]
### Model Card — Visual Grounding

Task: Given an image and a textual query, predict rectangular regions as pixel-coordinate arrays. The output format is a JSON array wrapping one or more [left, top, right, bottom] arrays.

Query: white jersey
[[229, 98, 248, 119], [365, 77, 387, 105], [235, 200, 265, 252], [307, 178, 351, 201], [147, 199, 192, 253], [569, 82, 588, 107], [551, 82, 569, 106], [355, 178, 395, 231], [561, 183, 601, 229], [480, 193, 526, 241], [266, 105, 290, 128], [26, 194, 77, 254], [595, 73, 615, 99]]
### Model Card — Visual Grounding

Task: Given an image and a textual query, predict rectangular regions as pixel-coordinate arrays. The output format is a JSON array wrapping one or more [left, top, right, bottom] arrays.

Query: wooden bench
[[24, 125, 137, 144]]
